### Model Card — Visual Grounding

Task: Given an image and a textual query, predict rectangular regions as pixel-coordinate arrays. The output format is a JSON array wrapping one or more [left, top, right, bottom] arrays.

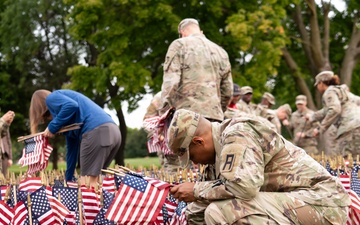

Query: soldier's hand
[[282, 119, 289, 126], [170, 182, 196, 203], [1, 111, 15, 124], [313, 128, 319, 137]]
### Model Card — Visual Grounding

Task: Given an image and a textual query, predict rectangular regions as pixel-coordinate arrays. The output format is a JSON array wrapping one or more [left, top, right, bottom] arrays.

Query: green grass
[[9, 157, 161, 174]]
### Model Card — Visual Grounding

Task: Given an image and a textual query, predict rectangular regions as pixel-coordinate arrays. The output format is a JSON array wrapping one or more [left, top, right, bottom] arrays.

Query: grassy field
[[9, 157, 161, 174]]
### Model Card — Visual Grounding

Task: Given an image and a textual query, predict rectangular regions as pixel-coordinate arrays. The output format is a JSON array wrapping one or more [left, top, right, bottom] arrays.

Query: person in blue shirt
[[29, 89, 121, 187]]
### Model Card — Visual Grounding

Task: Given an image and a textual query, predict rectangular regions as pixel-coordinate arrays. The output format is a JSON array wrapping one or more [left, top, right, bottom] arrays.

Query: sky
[[119, 0, 346, 129]]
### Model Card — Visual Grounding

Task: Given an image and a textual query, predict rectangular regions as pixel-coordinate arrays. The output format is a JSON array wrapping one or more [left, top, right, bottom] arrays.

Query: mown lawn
[[9, 157, 161, 174]]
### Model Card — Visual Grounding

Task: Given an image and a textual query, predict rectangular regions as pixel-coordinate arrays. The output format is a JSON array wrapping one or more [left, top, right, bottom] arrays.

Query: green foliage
[[124, 127, 152, 158]]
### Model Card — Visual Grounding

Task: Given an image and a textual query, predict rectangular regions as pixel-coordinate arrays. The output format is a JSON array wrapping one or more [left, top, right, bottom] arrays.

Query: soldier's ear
[[192, 136, 204, 146]]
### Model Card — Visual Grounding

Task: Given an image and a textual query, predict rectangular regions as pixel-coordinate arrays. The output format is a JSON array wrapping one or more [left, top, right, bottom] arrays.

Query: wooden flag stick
[[28, 193, 33, 225], [17, 123, 83, 142]]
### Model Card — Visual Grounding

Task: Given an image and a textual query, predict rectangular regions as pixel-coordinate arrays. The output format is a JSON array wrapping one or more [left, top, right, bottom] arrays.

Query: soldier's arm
[[318, 90, 341, 134], [219, 59, 233, 112], [0, 118, 9, 138], [160, 41, 182, 114], [194, 132, 264, 202]]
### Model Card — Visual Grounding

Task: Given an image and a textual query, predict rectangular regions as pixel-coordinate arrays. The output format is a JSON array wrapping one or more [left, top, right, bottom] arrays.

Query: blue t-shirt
[[46, 90, 115, 180]]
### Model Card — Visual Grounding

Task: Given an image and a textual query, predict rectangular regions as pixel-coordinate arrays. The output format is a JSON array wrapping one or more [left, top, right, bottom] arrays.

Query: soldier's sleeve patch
[[222, 154, 235, 172]]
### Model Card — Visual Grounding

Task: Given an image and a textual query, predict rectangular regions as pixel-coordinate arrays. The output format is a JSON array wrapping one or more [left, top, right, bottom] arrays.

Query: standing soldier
[[160, 18, 233, 122], [307, 71, 360, 157], [285, 95, 319, 154], [237, 86, 256, 114], [260, 92, 276, 109]]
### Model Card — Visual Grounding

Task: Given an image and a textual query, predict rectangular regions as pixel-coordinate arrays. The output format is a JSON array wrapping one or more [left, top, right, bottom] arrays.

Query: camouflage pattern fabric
[[287, 108, 320, 154], [0, 118, 9, 173], [312, 85, 360, 136], [312, 85, 360, 156], [160, 33, 233, 122], [187, 116, 350, 224]]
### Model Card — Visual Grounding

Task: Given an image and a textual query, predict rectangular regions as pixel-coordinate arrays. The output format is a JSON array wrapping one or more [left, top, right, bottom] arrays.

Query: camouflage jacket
[[193, 117, 350, 207], [288, 108, 319, 147], [161, 33, 233, 121], [312, 85, 360, 137]]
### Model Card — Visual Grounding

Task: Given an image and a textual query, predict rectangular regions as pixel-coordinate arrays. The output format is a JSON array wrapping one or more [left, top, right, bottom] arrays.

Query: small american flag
[[0, 200, 14, 225], [12, 202, 28, 225], [19, 177, 43, 192], [102, 176, 115, 194], [106, 173, 170, 224], [169, 201, 187, 225], [29, 187, 56, 225], [143, 108, 175, 155], [18, 135, 53, 174], [80, 185, 100, 224], [0, 185, 8, 201]]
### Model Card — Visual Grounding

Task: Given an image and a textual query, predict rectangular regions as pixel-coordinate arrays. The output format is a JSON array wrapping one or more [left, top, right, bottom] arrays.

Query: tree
[[0, 0, 81, 168], [226, 0, 360, 108]]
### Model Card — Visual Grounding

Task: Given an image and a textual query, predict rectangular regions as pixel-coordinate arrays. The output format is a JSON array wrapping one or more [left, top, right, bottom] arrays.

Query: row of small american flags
[[0, 169, 189, 225], [323, 159, 360, 225]]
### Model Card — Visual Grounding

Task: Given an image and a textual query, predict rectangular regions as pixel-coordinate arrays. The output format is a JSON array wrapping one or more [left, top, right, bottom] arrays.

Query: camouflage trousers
[[162, 154, 181, 175], [186, 192, 348, 225], [337, 127, 360, 157]]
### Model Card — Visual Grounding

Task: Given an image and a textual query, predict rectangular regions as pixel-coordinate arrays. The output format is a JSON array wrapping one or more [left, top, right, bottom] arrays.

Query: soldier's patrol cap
[[166, 109, 200, 167], [262, 92, 275, 105], [295, 95, 307, 105], [314, 71, 334, 86], [240, 86, 253, 95], [279, 104, 292, 117], [233, 84, 241, 96], [178, 18, 199, 34]]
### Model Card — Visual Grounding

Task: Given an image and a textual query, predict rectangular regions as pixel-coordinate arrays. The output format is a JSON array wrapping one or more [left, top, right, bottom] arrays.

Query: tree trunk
[[114, 108, 126, 166]]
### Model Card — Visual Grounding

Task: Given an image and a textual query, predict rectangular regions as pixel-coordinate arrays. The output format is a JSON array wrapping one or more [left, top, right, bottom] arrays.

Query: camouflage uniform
[[311, 85, 360, 156], [288, 108, 320, 154], [167, 109, 350, 225], [0, 118, 10, 173], [143, 92, 180, 174], [161, 31, 233, 122]]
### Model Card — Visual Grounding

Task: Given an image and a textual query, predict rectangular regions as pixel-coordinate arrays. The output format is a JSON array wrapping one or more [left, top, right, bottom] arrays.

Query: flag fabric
[[93, 209, 115, 225], [169, 201, 187, 225], [80, 185, 100, 224], [18, 135, 53, 174], [352, 165, 360, 196], [102, 176, 115, 194], [53, 187, 79, 225], [0, 200, 14, 225], [102, 190, 114, 209], [48, 194, 70, 224], [12, 201, 28, 225], [143, 109, 174, 155], [114, 174, 123, 190], [19, 177, 43, 192], [155, 195, 178, 225], [0, 185, 8, 201], [29, 187, 56, 225], [106, 174, 170, 224]]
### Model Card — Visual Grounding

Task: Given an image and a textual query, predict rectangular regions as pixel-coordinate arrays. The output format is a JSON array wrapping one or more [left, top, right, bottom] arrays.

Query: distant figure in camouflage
[[0, 111, 15, 174], [143, 91, 180, 174], [285, 95, 319, 154], [160, 18, 233, 122], [260, 92, 276, 109], [167, 109, 350, 224], [341, 84, 360, 106], [307, 71, 360, 157], [236, 86, 258, 115], [224, 83, 241, 119]]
